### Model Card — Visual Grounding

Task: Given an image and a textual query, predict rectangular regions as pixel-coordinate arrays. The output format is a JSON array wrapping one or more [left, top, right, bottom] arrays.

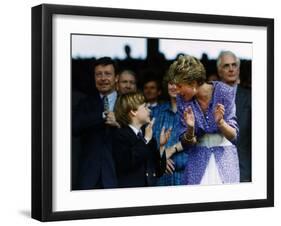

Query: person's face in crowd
[[143, 81, 161, 103], [207, 73, 219, 82], [117, 72, 137, 95], [167, 82, 178, 98], [132, 103, 151, 125], [218, 54, 240, 85], [94, 64, 117, 95], [176, 82, 199, 101]]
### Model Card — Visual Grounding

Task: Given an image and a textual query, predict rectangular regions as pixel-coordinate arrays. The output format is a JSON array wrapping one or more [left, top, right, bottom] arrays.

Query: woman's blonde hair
[[167, 55, 206, 85], [114, 92, 145, 127]]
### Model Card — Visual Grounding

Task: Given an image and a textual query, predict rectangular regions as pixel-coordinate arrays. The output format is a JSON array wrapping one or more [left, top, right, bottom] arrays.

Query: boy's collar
[[128, 124, 141, 135]]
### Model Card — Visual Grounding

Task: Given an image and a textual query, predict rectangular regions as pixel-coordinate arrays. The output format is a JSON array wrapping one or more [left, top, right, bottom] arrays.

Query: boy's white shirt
[[128, 124, 150, 144]]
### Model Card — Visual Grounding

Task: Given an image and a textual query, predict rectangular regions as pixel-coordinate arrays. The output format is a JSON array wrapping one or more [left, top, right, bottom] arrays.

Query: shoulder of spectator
[[152, 102, 170, 116]]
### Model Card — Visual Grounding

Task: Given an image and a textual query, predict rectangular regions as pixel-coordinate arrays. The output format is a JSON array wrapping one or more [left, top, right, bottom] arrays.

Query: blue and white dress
[[177, 81, 240, 185], [151, 102, 188, 186]]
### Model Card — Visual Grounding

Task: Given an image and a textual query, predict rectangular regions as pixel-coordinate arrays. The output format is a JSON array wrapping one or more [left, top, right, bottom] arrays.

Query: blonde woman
[[168, 55, 240, 185]]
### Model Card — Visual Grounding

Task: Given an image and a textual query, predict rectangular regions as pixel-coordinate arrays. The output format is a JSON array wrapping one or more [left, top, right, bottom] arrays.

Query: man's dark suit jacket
[[112, 126, 166, 188], [72, 93, 117, 190], [236, 85, 252, 182]]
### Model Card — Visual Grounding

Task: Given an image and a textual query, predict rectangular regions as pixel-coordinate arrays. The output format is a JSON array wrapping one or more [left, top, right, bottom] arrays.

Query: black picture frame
[[32, 3, 274, 222]]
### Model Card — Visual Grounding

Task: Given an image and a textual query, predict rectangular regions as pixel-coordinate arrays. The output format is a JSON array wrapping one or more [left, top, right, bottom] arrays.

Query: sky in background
[[72, 34, 252, 60]]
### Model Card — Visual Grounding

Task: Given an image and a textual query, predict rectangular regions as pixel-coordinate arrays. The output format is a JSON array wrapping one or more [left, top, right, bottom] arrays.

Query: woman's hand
[[214, 103, 237, 140], [165, 158, 175, 174], [214, 103, 225, 125], [159, 127, 172, 147], [184, 106, 195, 128], [165, 146, 175, 159]]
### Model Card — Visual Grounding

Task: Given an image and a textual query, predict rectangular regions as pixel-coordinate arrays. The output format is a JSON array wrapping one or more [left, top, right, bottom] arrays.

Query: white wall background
[[0, 0, 279, 225]]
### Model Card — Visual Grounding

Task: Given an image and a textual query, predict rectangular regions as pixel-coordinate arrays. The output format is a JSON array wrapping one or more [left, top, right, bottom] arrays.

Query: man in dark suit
[[217, 51, 252, 182], [72, 57, 119, 190]]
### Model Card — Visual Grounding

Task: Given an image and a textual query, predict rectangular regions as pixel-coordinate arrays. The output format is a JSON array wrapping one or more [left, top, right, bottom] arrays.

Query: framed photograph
[[32, 3, 274, 221]]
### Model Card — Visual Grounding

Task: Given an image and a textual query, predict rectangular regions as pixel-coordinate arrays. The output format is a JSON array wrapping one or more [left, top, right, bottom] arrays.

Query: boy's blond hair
[[114, 92, 145, 127]]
